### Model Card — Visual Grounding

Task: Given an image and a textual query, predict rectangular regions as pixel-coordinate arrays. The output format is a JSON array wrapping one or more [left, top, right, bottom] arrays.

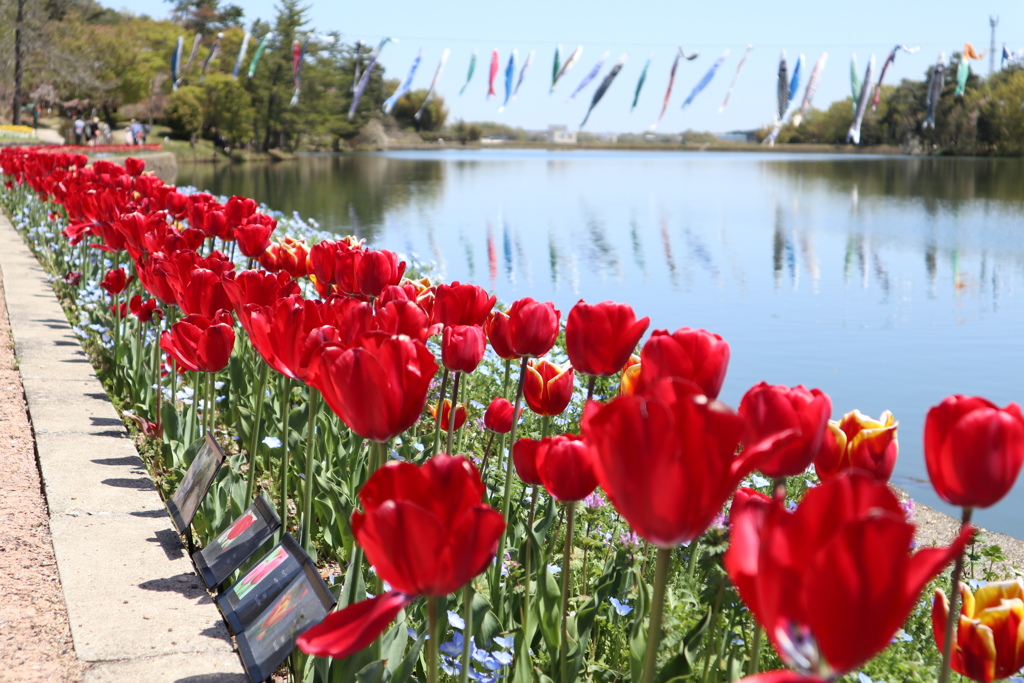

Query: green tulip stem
[[937, 506, 974, 683], [772, 477, 787, 501], [541, 415, 551, 439], [494, 356, 529, 619], [460, 582, 473, 683], [479, 431, 497, 480], [701, 580, 726, 683], [586, 375, 597, 402], [204, 370, 215, 434], [133, 318, 144, 401], [501, 358, 512, 400], [747, 626, 763, 676], [560, 501, 576, 683], [520, 486, 538, 679], [642, 547, 672, 683], [447, 372, 462, 454], [244, 362, 270, 506], [277, 376, 293, 531], [188, 371, 200, 444], [300, 388, 321, 553], [432, 369, 450, 455], [457, 371, 469, 455], [427, 595, 440, 683]]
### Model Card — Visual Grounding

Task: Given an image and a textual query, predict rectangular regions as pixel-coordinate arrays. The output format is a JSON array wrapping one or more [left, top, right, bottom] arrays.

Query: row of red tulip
[[3, 146, 1024, 683]]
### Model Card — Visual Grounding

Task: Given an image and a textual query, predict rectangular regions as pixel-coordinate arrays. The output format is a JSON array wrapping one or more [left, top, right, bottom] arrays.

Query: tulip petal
[[297, 591, 414, 659]]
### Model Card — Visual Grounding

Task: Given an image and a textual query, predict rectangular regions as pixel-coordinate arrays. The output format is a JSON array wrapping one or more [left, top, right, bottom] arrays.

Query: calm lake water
[[180, 150, 1024, 537]]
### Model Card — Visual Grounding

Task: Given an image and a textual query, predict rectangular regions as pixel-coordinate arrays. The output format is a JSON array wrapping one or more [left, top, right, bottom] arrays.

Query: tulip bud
[[566, 300, 650, 377], [484, 310, 519, 360], [441, 324, 487, 374], [814, 409, 898, 483], [513, 438, 544, 486], [739, 382, 832, 479], [640, 327, 730, 399], [484, 397, 517, 434], [506, 297, 560, 358], [523, 359, 574, 417], [932, 579, 1024, 682], [100, 267, 132, 296], [535, 434, 598, 502], [925, 395, 1024, 509], [429, 399, 467, 433]]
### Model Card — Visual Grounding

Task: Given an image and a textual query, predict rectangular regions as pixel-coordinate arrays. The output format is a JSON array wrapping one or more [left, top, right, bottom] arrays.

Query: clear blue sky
[[99, 0, 1024, 134]]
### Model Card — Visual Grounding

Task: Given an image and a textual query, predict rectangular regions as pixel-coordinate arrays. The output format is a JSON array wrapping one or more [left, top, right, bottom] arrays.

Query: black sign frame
[[166, 434, 226, 551], [193, 494, 281, 590]]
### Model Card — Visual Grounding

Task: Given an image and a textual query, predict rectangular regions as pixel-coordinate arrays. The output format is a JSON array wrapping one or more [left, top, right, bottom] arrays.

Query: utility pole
[[12, 0, 25, 125], [990, 15, 999, 75]]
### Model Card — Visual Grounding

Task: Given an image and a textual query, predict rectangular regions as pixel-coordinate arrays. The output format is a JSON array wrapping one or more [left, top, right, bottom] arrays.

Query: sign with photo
[[166, 434, 225, 535], [193, 494, 281, 589], [236, 560, 336, 683], [216, 534, 305, 634]]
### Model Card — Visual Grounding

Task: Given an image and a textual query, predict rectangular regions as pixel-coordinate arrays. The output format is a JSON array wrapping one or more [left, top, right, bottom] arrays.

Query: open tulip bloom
[[297, 454, 505, 660], [726, 472, 973, 681], [932, 579, 1024, 682]]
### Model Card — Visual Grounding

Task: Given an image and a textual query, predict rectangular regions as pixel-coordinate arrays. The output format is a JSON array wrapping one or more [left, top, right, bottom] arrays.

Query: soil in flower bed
[[0, 275, 84, 682]]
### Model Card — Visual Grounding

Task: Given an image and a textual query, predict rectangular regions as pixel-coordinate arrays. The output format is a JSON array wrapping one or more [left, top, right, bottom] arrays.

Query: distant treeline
[[770, 57, 1024, 155]]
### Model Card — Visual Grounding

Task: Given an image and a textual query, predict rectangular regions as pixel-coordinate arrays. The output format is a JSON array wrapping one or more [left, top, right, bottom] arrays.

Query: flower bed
[[1, 146, 1023, 683]]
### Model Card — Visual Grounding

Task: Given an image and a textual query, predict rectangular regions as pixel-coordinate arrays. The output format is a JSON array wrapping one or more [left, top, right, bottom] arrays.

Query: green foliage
[[199, 73, 253, 144], [164, 85, 203, 138], [391, 89, 449, 131]]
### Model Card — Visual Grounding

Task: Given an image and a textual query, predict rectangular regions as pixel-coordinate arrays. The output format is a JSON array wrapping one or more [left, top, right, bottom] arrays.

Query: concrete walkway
[[0, 214, 245, 682]]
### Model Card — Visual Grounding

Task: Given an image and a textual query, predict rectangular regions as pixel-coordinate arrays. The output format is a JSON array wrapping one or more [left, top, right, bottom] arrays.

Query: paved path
[[0, 213, 245, 682]]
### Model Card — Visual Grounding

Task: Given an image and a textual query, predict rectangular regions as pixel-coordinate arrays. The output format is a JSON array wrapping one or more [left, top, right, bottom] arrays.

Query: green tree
[[200, 72, 253, 144], [164, 0, 244, 33], [391, 88, 448, 131], [164, 84, 203, 137]]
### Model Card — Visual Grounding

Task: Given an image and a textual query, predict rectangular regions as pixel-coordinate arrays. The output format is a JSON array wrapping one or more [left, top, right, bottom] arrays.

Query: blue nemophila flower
[[609, 597, 633, 616], [858, 673, 884, 683], [750, 473, 771, 488], [448, 610, 465, 630], [262, 436, 282, 449], [547, 564, 561, 575], [492, 634, 514, 650]]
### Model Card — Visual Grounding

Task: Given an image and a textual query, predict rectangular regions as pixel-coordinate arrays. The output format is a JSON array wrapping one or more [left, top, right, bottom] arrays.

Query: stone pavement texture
[[0, 213, 246, 682]]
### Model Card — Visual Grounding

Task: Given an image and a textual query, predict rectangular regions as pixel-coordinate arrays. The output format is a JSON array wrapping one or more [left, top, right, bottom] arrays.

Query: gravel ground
[[0, 275, 84, 682]]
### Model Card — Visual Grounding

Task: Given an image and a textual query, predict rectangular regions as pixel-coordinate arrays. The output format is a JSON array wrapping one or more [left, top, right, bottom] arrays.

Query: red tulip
[[534, 434, 598, 502], [222, 269, 301, 331], [352, 249, 406, 298], [441, 324, 486, 374], [432, 281, 497, 327], [429, 399, 467, 432], [523, 359, 574, 416], [565, 300, 650, 376], [224, 195, 258, 228], [739, 382, 832, 479], [307, 239, 359, 286], [725, 472, 973, 679], [100, 267, 132, 296], [298, 454, 505, 659], [259, 237, 309, 278], [483, 397, 517, 434], [925, 395, 1024, 509], [124, 157, 145, 176], [932, 579, 1024, 682], [160, 311, 236, 373], [247, 295, 338, 382], [173, 267, 234, 319], [63, 271, 82, 287], [234, 215, 276, 258], [513, 438, 544, 486], [581, 377, 754, 548], [311, 333, 438, 442], [109, 302, 128, 318], [375, 300, 436, 344], [639, 327, 730, 399], [506, 297, 560, 358], [484, 310, 519, 360], [129, 295, 162, 323], [814, 410, 898, 483]]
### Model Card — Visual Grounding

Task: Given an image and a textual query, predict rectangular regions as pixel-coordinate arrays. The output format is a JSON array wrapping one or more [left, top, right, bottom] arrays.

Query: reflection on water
[[180, 150, 1024, 536]]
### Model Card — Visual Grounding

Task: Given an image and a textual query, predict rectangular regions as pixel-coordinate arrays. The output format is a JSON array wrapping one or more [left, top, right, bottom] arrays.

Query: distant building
[[548, 125, 577, 145]]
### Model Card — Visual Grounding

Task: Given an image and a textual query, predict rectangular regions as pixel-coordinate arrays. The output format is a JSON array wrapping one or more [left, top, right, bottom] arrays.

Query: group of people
[[71, 114, 148, 147]]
